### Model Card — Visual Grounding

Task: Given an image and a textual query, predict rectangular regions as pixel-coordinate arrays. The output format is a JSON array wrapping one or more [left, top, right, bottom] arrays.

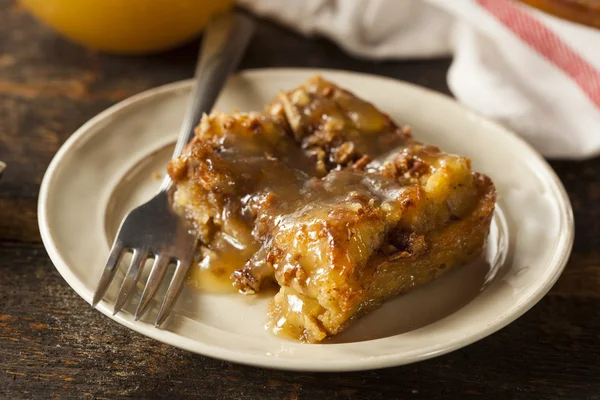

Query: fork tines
[[92, 237, 193, 327]]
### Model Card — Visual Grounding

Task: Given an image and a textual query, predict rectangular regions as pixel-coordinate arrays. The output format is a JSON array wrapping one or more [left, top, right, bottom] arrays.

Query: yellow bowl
[[20, 0, 235, 54]]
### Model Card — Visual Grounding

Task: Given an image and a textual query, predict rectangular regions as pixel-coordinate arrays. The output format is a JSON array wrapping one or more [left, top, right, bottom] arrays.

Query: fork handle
[[161, 12, 256, 191]]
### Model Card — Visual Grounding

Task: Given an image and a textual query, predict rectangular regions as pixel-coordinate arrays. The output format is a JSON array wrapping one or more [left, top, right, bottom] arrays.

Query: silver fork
[[92, 12, 255, 327]]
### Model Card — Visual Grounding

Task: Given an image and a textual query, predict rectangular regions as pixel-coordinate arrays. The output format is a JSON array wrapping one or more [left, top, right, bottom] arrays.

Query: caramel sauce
[[183, 123, 416, 295], [177, 78, 446, 297], [170, 77, 492, 343], [187, 243, 249, 293]]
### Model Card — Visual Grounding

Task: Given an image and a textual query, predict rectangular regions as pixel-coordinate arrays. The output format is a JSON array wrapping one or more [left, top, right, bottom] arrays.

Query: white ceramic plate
[[39, 69, 573, 371]]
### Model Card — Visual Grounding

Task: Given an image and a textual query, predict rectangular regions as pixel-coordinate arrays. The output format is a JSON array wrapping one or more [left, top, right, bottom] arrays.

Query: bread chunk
[[168, 76, 496, 343]]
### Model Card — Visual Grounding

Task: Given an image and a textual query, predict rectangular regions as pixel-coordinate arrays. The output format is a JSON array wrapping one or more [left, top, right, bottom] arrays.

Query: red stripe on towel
[[477, 0, 600, 108]]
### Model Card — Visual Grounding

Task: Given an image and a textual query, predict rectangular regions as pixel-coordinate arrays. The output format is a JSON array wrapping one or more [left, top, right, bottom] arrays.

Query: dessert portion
[[168, 76, 496, 343]]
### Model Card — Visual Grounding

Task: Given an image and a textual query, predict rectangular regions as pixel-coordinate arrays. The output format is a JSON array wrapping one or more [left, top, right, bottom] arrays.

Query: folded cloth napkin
[[240, 0, 600, 159]]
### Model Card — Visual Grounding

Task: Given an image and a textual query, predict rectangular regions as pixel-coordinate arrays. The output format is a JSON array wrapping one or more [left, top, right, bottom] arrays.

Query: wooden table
[[1, 4, 599, 400], [519, 0, 600, 29]]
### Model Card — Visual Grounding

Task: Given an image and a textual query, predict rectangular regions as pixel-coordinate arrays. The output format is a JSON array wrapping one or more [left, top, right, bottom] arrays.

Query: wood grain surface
[[519, 0, 600, 29], [1, 2, 599, 399]]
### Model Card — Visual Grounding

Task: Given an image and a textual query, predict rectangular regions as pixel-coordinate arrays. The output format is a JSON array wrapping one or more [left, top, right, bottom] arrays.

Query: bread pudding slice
[[168, 76, 496, 343], [263, 170, 494, 342]]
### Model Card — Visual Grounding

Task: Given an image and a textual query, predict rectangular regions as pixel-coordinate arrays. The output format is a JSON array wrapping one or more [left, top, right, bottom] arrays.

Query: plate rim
[[38, 67, 574, 371]]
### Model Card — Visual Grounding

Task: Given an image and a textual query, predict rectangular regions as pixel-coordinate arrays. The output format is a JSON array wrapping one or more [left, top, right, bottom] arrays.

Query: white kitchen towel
[[239, 0, 600, 159]]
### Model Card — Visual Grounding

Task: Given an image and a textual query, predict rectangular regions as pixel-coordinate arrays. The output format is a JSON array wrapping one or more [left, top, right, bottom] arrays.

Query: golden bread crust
[[168, 76, 496, 343]]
